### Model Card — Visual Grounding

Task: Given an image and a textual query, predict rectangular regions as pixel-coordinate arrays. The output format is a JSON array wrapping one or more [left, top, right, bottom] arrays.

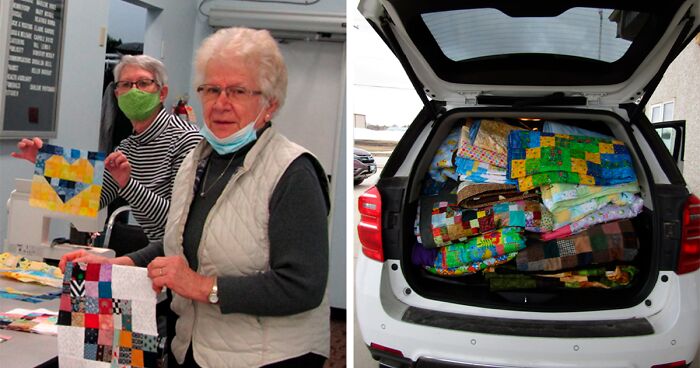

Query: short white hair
[[194, 27, 288, 113], [114, 54, 168, 86]]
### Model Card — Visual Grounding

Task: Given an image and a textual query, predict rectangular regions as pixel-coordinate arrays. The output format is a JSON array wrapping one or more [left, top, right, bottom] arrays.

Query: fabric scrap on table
[[433, 227, 526, 270], [0, 308, 58, 335], [540, 195, 644, 241], [507, 131, 637, 191], [57, 262, 159, 368], [0, 288, 62, 304], [515, 219, 639, 272], [0, 252, 63, 288]]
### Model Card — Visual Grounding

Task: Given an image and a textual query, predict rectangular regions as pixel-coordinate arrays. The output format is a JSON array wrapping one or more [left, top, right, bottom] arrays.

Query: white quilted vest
[[164, 127, 330, 367]]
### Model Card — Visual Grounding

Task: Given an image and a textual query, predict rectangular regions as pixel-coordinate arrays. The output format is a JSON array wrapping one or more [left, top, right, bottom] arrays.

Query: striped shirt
[[100, 109, 202, 242]]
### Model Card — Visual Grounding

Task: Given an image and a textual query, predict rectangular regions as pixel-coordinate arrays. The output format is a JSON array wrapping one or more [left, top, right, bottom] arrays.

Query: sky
[[350, 7, 422, 127], [107, 0, 147, 43]]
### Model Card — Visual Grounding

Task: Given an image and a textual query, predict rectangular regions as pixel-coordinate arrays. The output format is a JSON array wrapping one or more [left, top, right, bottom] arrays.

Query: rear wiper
[[477, 92, 587, 107]]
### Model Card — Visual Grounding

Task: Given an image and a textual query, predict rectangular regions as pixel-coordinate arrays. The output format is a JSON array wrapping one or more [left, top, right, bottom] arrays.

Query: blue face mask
[[201, 108, 266, 155]]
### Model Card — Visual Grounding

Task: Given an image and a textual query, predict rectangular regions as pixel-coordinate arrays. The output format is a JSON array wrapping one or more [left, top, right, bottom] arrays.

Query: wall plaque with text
[[1, 0, 65, 138]]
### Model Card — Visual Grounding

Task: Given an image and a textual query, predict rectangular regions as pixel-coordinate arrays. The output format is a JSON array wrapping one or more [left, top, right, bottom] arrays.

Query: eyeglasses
[[197, 84, 263, 102], [114, 79, 159, 93]]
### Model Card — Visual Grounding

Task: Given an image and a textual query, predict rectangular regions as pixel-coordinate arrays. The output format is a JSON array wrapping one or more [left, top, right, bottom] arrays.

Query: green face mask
[[117, 88, 161, 121]]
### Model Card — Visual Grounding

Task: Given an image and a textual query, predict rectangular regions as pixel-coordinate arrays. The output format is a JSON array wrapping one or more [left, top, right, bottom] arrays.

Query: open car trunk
[[401, 108, 669, 313]]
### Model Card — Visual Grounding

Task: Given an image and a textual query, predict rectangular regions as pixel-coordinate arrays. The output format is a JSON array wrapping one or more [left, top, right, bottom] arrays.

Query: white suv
[[356, 1, 700, 367]]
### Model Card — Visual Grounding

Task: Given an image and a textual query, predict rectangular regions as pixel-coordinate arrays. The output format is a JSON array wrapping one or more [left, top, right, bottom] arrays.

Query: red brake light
[[678, 194, 700, 274], [651, 360, 687, 368], [369, 342, 404, 358], [358, 186, 384, 262]]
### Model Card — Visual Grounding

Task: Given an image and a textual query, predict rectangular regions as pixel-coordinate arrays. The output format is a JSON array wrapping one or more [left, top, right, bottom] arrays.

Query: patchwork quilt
[[417, 195, 552, 248], [540, 195, 644, 241], [57, 262, 159, 368], [507, 131, 637, 191], [433, 227, 526, 270], [515, 219, 639, 272]]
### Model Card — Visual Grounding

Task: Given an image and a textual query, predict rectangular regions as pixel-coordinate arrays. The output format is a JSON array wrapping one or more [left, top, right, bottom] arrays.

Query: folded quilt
[[455, 157, 515, 184], [550, 191, 638, 230], [469, 118, 524, 156], [507, 131, 637, 191], [427, 252, 517, 276], [485, 265, 637, 291], [515, 219, 639, 272], [417, 193, 552, 248], [542, 121, 613, 139], [457, 182, 539, 209], [541, 182, 641, 213], [428, 126, 461, 182], [435, 227, 526, 269], [456, 142, 508, 168], [540, 195, 644, 241]]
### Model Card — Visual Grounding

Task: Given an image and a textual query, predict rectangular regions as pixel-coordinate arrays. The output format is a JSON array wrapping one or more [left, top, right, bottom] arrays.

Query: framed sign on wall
[[0, 0, 66, 139]]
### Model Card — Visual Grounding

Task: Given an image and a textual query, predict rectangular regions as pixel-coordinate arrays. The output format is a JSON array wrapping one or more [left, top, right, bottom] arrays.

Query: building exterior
[[645, 33, 700, 192]]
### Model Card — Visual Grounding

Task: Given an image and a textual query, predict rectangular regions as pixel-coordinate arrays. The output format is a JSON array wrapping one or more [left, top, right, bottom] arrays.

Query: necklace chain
[[199, 153, 238, 197]]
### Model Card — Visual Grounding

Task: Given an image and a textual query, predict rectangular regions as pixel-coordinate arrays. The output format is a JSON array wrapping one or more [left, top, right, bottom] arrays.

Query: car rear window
[[421, 8, 647, 63]]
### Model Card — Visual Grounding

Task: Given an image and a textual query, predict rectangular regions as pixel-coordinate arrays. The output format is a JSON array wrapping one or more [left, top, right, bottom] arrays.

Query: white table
[[0, 278, 60, 368]]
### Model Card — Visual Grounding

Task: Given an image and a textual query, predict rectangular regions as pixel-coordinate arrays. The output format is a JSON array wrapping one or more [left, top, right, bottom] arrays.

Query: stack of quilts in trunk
[[415, 120, 553, 276], [414, 120, 644, 290], [505, 123, 643, 280]]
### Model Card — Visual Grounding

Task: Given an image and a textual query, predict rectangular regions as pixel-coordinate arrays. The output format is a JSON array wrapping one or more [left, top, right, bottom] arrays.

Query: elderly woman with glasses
[[61, 28, 330, 367], [13, 55, 202, 244]]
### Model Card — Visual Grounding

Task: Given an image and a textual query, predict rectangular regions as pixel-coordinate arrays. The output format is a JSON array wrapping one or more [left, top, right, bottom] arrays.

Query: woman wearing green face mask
[[12, 55, 202, 246]]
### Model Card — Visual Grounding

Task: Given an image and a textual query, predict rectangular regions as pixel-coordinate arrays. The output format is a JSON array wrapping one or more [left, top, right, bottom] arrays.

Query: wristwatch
[[208, 278, 219, 304]]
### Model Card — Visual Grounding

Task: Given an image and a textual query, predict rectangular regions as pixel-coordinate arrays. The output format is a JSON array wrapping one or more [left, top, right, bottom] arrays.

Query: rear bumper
[[356, 255, 700, 367]]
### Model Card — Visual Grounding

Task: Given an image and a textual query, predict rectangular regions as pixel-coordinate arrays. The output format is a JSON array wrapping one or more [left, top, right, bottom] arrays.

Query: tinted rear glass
[[422, 8, 647, 63]]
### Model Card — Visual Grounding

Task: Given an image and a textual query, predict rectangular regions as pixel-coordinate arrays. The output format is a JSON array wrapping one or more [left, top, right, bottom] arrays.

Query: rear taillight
[[678, 194, 700, 274], [651, 360, 687, 368], [369, 342, 405, 358], [358, 186, 384, 262]]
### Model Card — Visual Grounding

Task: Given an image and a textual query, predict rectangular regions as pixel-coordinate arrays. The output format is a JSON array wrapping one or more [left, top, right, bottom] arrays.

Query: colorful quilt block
[[507, 131, 637, 191], [57, 263, 158, 367], [30, 144, 106, 217], [516, 219, 639, 271]]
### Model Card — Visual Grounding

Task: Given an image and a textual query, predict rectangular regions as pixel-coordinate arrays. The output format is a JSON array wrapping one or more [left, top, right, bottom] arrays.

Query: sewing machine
[[4, 178, 115, 263]]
